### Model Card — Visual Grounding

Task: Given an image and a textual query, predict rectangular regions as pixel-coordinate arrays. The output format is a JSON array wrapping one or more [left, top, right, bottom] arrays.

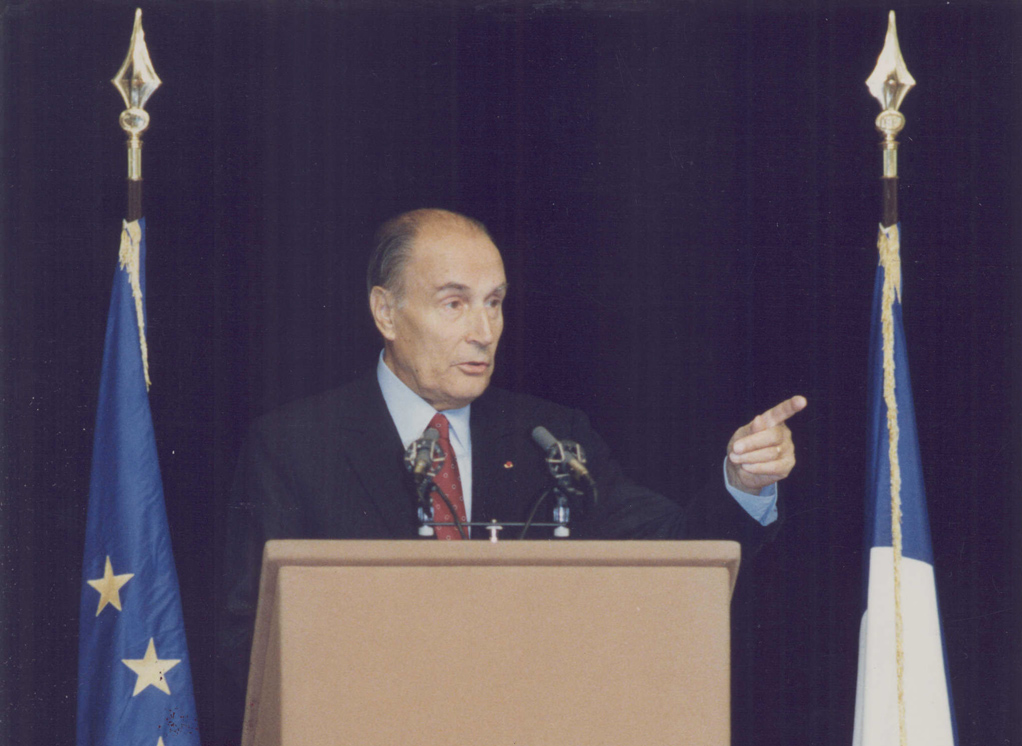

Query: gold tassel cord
[[878, 223, 906, 746], [118, 220, 151, 390]]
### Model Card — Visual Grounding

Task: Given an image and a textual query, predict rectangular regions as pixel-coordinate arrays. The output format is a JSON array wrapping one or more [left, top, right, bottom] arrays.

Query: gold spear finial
[[112, 9, 161, 182], [866, 11, 915, 178]]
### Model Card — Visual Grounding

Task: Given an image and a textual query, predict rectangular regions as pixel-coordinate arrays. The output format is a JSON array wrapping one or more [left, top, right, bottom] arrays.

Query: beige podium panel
[[243, 540, 740, 746]]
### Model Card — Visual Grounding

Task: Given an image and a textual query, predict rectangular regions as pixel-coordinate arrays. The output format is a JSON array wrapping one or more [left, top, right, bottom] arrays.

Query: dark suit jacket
[[215, 372, 780, 742]]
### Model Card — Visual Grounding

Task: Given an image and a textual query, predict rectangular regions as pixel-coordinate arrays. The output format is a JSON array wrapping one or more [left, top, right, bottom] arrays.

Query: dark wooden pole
[[881, 176, 898, 229], [127, 179, 142, 222]]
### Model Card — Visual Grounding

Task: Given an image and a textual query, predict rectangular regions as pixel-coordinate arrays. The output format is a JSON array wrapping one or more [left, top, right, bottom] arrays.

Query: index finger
[[751, 395, 807, 433]]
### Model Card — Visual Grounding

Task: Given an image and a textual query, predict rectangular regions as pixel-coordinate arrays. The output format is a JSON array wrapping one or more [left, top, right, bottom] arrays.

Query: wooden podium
[[242, 540, 740, 746]]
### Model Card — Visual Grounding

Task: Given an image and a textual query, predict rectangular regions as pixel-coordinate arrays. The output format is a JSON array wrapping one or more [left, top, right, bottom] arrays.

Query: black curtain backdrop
[[2, 1, 1020, 744]]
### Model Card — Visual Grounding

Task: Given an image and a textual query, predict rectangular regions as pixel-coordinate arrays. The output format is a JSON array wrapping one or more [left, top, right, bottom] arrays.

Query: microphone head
[[406, 428, 442, 476], [531, 425, 558, 451]]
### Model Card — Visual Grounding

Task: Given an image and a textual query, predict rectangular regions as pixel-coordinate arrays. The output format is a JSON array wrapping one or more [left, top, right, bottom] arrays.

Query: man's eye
[[444, 299, 462, 310], [487, 298, 503, 309]]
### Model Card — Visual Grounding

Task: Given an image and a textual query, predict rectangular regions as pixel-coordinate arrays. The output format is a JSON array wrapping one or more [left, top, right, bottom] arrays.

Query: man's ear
[[369, 286, 398, 341]]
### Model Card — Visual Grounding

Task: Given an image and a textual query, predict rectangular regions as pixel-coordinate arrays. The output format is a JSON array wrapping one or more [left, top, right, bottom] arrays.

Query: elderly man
[[217, 208, 805, 740]]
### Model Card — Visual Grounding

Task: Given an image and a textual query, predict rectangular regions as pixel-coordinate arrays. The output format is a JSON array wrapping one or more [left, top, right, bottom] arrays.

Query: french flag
[[853, 224, 957, 746]]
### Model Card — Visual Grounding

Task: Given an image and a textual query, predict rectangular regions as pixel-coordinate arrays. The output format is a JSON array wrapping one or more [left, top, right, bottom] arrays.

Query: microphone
[[406, 429, 447, 538], [531, 426, 596, 490], [405, 428, 443, 484]]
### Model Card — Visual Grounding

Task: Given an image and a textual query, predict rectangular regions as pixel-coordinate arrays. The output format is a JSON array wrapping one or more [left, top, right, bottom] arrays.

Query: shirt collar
[[376, 351, 471, 452]]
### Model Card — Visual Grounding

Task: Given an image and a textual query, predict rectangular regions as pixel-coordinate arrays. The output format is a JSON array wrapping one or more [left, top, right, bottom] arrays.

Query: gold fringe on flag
[[878, 222, 906, 745], [118, 219, 151, 390]]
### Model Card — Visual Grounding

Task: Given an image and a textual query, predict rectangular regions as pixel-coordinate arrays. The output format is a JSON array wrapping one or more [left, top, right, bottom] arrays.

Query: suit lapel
[[335, 374, 419, 537], [470, 388, 522, 529]]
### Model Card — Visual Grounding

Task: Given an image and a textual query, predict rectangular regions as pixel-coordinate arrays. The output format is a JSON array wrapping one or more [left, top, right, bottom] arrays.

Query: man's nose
[[467, 305, 495, 346]]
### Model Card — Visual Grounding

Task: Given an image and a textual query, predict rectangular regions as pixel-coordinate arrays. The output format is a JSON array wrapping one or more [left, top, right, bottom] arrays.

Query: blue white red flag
[[76, 219, 201, 746], [852, 223, 956, 746]]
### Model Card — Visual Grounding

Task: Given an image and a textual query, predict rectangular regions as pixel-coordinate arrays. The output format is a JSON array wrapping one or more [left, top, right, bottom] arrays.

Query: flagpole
[[112, 8, 161, 222], [866, 11, 915, 746]]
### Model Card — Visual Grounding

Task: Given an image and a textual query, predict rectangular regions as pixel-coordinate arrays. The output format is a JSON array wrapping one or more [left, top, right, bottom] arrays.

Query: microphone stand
[[415, 478, 436, 537]]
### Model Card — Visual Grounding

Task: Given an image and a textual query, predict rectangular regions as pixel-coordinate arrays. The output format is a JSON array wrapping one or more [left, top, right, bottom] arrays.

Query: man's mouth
[[456, 361, 490, 375]]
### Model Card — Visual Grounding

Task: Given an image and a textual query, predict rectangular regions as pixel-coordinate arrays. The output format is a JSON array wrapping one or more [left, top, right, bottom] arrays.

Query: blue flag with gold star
[[76, 219, 201, 746]]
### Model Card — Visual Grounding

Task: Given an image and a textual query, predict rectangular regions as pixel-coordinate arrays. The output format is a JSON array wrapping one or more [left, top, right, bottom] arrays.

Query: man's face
[[373, 224, 507, 411]]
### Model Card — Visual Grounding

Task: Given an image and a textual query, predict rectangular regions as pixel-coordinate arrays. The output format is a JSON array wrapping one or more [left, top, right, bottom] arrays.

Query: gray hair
[[366, 209, 491, 300]]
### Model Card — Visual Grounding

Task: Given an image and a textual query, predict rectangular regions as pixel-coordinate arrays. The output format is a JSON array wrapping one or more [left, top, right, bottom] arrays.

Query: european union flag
[[76, 219, 201, 746], [852, 224, 956, 746]]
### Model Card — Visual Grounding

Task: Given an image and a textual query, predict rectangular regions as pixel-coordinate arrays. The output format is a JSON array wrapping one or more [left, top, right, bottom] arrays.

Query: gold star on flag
[[156, 738, 165, 746], [86, 555, 134, 615], [122, 638, 181, 695]]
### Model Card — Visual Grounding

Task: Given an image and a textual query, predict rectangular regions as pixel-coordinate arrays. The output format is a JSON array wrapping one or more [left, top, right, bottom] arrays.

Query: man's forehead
[[407, 224, 504, 279]]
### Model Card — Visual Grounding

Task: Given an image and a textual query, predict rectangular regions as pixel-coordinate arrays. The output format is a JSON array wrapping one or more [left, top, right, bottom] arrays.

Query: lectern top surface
[[262, 539, 740, 587]]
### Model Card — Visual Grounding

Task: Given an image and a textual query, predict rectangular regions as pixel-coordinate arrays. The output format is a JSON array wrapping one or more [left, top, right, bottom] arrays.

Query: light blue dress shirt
[[377, 353, 777, 526]]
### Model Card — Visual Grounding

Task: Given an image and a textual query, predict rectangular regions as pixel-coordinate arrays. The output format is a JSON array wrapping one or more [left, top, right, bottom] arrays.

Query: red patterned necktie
[[428, 413, 467, 540]]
